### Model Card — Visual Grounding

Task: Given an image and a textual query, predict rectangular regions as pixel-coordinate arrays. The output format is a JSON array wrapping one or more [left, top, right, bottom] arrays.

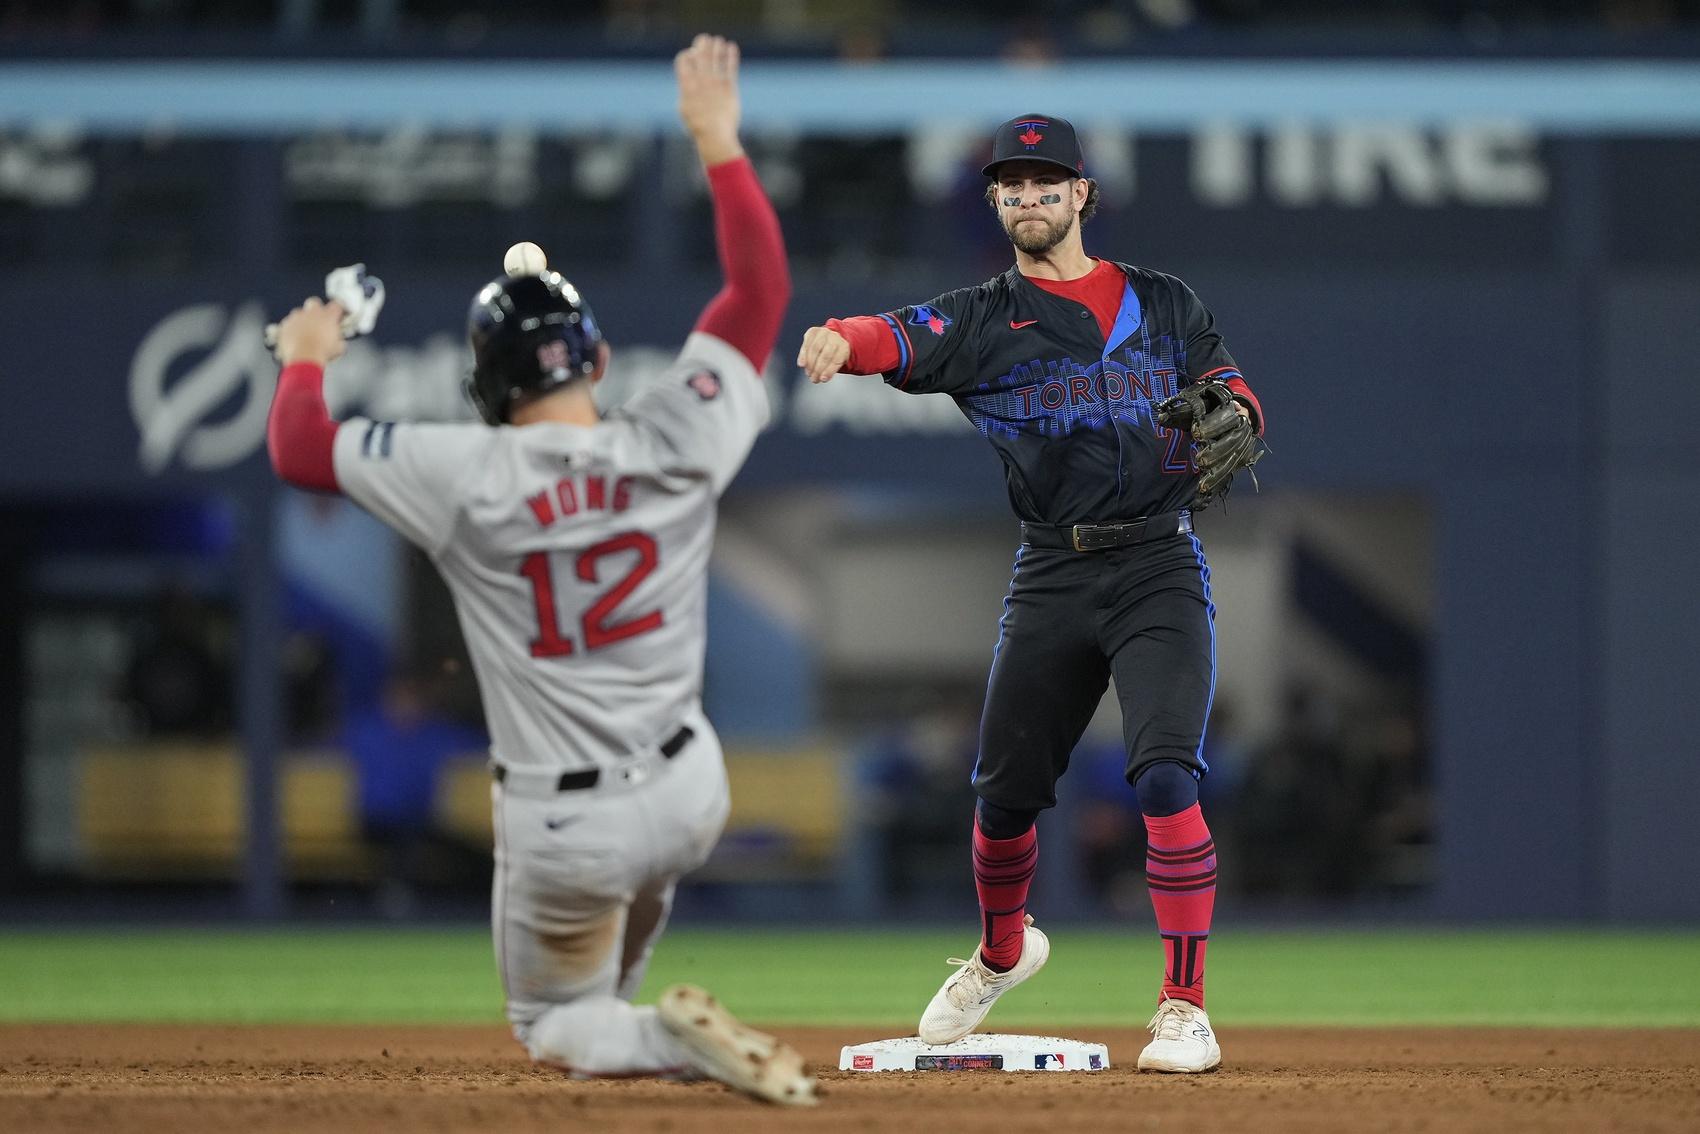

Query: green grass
[[1, 928, 1696, 1028]]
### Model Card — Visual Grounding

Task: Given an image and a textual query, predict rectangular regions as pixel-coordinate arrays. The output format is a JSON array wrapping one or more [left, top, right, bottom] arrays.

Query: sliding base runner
[[840, 1034, 1110, 1072]]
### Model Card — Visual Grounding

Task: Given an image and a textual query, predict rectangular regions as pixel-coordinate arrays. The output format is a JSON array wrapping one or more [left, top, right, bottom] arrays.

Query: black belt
[[493, 725, 695, 792], [1020, 510, 1191, 552]]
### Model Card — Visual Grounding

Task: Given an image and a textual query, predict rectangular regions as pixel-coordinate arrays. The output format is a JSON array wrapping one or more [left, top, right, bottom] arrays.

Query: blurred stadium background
[[1, 1, 1698, 962]]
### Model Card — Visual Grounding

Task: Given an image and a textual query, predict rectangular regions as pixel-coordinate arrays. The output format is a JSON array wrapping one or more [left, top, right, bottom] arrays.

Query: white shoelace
[[940, 916, 1034, 1009], [941, 955, 995, 1007], [1147, 999, 1199, 1040]]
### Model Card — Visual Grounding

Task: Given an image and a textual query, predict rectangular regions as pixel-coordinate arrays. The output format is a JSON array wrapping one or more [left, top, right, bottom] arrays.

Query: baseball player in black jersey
[[798, 113, 1266, 1072]]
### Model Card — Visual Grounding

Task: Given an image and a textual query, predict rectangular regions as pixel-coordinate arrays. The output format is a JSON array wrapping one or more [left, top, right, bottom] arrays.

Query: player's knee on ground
[[976, 798, 1040, 840], [1133, 760, 1201, 817], [525, 996, 685, 1077]]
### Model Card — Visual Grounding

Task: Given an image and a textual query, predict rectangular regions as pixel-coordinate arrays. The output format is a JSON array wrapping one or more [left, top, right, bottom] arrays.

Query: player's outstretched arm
[[797, 316, 906, 384], [681, 34, 791, 370], [267, 298, 346, 493]]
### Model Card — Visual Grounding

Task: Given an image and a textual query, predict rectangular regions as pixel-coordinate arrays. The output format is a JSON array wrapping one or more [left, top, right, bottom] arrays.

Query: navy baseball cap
[[982, 114, 1086, 178]]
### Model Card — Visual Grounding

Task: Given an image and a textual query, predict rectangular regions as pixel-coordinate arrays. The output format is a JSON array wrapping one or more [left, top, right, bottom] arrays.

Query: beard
[[1004, 209, 1076, 255]]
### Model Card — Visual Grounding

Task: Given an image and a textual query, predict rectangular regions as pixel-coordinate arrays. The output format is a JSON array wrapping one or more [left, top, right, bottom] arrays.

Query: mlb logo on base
[[1034, 1052, 1066, 1069]]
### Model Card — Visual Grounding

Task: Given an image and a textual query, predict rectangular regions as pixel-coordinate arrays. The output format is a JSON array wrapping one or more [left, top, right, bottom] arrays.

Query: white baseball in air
[[504, 241, 548, 275]]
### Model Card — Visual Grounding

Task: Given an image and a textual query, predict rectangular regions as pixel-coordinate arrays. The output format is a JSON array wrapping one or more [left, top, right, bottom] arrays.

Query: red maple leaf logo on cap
[[1018, 128, 1044, 146]]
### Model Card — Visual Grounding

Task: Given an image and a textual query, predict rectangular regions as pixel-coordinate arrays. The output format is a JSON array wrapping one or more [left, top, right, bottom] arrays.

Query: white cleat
[[917, 914, 1050, 1045], [1137, 997, 1222, 1073], [656, 984, 818, 1106]]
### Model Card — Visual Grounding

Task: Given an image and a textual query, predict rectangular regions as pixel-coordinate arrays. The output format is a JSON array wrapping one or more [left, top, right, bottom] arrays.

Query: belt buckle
[[1070, 525, 1087, 552]]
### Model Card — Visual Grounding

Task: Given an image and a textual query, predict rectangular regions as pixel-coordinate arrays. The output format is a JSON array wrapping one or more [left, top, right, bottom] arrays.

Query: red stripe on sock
[[972, 819, 1037, 971], [1145, 804, 1216, 1008]]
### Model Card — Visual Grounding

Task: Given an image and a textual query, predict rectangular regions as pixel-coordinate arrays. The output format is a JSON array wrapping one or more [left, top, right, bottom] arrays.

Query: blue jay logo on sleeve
[[909, 306, 952, 336]]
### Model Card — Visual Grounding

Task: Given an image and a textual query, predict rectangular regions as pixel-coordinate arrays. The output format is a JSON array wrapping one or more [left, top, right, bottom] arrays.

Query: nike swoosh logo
[[1010, 319, 1038, 330], [544, 815, 582, 831]]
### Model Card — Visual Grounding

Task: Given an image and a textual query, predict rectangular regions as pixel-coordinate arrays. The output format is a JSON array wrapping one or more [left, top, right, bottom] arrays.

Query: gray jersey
[[333, 331, 767, 771]]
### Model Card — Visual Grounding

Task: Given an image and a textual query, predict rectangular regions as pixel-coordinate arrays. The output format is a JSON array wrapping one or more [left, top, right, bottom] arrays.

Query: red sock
[[972, 819, 1037, 971], [1144, 803, 1216, 1007]]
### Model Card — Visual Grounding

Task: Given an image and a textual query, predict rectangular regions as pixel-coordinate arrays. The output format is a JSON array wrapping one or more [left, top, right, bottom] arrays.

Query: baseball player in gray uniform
[[265, 35, 815, 1107]]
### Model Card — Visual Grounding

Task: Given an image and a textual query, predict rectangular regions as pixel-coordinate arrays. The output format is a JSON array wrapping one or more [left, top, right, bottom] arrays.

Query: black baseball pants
[[971, 533, 1217, 812]]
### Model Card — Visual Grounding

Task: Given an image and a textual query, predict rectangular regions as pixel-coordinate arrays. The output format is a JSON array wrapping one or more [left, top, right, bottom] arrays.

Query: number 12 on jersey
[[519, 532, 664, 658]]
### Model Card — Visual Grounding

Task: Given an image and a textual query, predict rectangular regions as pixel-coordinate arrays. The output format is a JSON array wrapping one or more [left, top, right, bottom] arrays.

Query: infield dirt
[[2, 1024, 1696, 1132]]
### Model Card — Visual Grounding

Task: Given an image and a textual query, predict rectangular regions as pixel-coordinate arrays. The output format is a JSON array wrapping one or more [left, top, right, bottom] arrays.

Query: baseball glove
[[1154, 380, 1265, 508]]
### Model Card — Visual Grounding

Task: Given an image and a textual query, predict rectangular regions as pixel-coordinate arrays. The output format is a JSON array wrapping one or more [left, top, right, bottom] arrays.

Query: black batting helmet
[[465, 272, 603, 426]]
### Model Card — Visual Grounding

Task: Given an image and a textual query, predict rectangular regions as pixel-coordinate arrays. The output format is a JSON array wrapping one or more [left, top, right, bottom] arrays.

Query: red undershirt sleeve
[[693, 156, 791, 371], [824, 315, 902, 375], [267, 361, 341, 493]]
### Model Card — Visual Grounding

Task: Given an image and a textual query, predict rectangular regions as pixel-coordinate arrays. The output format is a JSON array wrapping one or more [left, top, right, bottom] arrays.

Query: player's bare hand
[[675, 34, 743, 166], [797, 325, 851, 384], [275, 297, 348, 367]]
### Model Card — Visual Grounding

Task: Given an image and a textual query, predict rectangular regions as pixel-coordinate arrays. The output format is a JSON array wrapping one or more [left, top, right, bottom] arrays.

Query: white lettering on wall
[[1331, 125, 1448, 206], [789, 373, 970, 436], [0, 125, 94, 207], [130, 302, 276, 473], [1191, 122, 1549, 208], [1192, 123, 1254, 207], [285, 128, 540, 208], [1444, 122, 1549, 205]]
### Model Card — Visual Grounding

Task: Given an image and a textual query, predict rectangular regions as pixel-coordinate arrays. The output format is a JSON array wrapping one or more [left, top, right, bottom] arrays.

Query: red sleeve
[[267, 362, 341, 493], [693, 156, 791, 371], [824, 315, 902, 375], [1223, 376, 1265, 436]]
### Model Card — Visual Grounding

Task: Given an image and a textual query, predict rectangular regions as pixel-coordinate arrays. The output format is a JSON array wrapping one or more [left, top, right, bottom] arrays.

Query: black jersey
[[875, 262, 1246, 525]]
